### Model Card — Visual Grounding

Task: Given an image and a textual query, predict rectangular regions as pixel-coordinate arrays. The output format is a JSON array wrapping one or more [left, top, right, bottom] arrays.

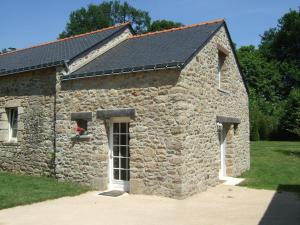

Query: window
[[218, 51, 226, 89], [75, 119, 88, 135], [7, 108, 18, 142]]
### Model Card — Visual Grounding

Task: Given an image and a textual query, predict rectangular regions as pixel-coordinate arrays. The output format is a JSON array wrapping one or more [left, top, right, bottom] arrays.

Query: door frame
[[108, 117, 130, 192], [217, 122, 226, 179]]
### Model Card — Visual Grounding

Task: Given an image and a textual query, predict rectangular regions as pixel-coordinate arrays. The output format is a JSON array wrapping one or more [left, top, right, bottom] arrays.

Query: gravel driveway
[[0, 184, 299, 225]]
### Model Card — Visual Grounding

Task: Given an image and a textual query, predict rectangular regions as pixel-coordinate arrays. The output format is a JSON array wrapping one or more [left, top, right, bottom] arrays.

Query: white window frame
[[7, 108, 18, 142], [108, 117, 131, 192], [218, 50, 227, 90]]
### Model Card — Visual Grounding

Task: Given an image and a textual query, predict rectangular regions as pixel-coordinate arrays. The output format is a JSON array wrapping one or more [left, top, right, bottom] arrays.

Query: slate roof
[[64, 19, 224, 80], [0, 23, 130, 76]]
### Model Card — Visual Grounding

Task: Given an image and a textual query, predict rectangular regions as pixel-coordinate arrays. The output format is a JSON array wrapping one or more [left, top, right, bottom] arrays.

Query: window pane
[[113, 135, 119, 145], [113, 123, 119, 133], [121, 158, 128, 169], [113, 158, 119, 168], [120, 170, 127, 181], [12, 109, 18, 127], [12, 129, 17, 138], [126, 170, 130, 180], [77, 119, 87, 130], [113, 169, 119, 180], [113, 146, 119, 156], [120, 146, 127, 157], [120, 123, 127, 133], [120, 134, 127, 145]]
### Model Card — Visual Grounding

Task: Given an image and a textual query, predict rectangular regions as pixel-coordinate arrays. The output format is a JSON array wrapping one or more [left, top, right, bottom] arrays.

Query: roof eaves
[[62, 62, 184, 81], [0, 60, 65, 77]]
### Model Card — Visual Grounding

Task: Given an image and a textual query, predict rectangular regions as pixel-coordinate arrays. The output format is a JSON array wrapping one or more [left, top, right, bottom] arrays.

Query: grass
[[0, 172, 90, 209], [240, 141, 300, 195]]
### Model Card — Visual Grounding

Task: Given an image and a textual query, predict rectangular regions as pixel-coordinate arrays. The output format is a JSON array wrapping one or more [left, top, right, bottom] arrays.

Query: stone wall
[[56, 70, 185, 198], [55, 25, 249, 199], [0, 68, 56, 175], [0, 24, 249, 199], [177, 26, 250, 197]]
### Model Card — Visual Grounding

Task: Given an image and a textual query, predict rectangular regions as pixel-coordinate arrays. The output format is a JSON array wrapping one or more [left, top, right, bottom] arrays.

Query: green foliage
[[281, 88, 300, 136], [59, 3, 111, 38], [238, 7, 300, 140], [110, 1, 151, 33], [1, 47, 16, 54], [59, 0, 151, 38], [149, 20, 183, 32], [0, 172, 89, 209], [237, 46, 283, 102], [260, 8, 300, 65]]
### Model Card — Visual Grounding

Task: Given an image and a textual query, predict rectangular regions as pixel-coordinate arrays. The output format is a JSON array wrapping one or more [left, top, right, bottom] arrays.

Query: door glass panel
[[113, 146, 119, 156], [120, 146, 127, 157], [113, 158, 119, 168], [113, 169, 119, 179], [112, 122, 130, 181], [121, 158, 127, 169], [120, 135, 127, 145], [120, 123, 127, 133], [120, 170, 127, 180], [113, 123, 119, 133], [113, 135, 119, 145]]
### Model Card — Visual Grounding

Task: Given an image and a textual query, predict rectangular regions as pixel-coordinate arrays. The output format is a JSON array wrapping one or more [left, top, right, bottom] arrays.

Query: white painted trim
[[218, 123, 226, 179], [7, 108, 17, 143], [108, 119, 130, 192]]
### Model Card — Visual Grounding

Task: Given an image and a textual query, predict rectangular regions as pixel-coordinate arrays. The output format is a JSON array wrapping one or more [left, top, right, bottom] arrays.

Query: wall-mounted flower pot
[[70, 134, 92, 141]]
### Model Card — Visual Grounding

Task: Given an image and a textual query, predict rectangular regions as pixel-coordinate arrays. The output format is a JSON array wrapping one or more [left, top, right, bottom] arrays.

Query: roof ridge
[[0, 22, 130, 57], [130, 18, 224, 39]]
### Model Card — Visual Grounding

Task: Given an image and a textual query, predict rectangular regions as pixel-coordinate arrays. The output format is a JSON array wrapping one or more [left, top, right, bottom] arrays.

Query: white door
[[109, 120, 130, 191], [217, 123, 226, 179]]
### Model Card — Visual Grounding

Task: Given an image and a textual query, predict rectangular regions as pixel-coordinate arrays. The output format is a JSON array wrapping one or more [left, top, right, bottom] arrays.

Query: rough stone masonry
[[0, 21, 249, 199]]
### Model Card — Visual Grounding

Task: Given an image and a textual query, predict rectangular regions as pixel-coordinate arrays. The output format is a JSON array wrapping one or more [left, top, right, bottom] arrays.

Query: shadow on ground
[[259, 185, 300, 225], [276, 150, 300, 158]]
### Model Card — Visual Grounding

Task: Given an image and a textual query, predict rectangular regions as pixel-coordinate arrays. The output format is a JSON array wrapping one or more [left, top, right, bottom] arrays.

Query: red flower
[[75, 122, 85, 135]]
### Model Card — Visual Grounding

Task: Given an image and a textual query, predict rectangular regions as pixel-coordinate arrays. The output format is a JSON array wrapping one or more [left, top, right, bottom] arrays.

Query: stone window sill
[[2, 141, 19, 146], [217, 88, 230, 95], [70, 134, 92, 141]]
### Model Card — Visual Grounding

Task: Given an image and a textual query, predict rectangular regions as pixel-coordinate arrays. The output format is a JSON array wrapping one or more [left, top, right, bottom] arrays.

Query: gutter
[[0, 61, 65, 77], [62, 62, 184, 81]]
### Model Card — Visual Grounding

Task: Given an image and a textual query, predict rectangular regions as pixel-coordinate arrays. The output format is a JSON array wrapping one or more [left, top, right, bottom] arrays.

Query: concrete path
[[0, 185, 299, 225]]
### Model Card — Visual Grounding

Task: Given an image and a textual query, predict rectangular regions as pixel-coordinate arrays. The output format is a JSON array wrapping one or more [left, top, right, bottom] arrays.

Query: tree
[[59, 3, 112, 38], [260, 8, 300, 65], [260, 7, 300, 94], [281, 88, 300, 137], [110, 1, 151, 33], [237, 7, 300, 140], [237, 45, 283, 103], [1, 47, 16, 54], [59, 1, 151, 38], [149, 20, 183, 32]]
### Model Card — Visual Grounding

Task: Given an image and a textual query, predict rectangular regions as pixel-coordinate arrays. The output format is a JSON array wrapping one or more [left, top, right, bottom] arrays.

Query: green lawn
[[240, 141, 300, 195], [0, 172, 90, 209]]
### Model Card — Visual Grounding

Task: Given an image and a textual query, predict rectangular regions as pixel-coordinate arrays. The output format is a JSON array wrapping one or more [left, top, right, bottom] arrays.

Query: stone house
[[0, 19, 249, 198]]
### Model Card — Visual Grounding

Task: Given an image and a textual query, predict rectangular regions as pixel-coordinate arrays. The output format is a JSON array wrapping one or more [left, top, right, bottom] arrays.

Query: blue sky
[[0, 0, 298, 50]]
